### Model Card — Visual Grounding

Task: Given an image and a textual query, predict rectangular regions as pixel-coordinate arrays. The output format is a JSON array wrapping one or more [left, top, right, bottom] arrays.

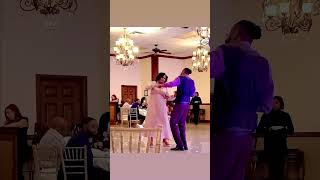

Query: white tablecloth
[[92, 148, 109, 172]]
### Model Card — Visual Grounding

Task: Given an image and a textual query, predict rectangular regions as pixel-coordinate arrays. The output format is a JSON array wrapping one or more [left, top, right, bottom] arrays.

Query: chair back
[[110, 125, 162, 153], [120, 107, 130, 126], [62, 146, 88, 180], [129, 108, 140, 128], [32, 144, 60, 180]]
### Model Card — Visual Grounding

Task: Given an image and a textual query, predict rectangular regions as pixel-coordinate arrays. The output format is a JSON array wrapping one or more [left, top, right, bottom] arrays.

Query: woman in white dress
[[144, 72, 172, 147]]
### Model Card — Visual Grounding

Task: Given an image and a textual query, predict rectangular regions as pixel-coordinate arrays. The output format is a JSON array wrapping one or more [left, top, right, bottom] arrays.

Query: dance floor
[[111, 124, 210, 180], [111, 123, 210, 153]]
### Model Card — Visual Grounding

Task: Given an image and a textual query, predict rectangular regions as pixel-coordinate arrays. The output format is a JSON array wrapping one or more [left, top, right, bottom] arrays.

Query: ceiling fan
[[144, 44, 172, 55]]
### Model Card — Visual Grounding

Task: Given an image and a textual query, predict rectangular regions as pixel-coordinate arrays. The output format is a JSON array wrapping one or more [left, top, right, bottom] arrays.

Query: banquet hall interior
[[0, 0, 109, 179], [109, 27, 210, 154]]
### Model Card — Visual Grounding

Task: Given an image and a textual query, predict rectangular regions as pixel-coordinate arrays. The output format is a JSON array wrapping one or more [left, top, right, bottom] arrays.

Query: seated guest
[[167, 91, 177, 101], [140, 97, 148, 109], [129, 98, 142, 127], [98, 112, 109, 135], [3, 104, 29, 180], [131, 98, 140, 108], [132, 98, 147, 127], [111, 95, 120, 122], [40, 116, 66, 180], [66, 117, 108, 180], [167, 102, 174, 115], [111, 94, 119, 103], [40, 116, 66, 153], [98, 112, 109, 149], [121, 98, 131, 108]]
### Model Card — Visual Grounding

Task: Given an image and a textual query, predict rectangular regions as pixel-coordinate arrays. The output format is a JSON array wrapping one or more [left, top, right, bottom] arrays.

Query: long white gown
[[144, 81, 172, 139]]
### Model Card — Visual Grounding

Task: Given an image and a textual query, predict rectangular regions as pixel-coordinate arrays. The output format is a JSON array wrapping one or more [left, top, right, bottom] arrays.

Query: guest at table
[[98, 112, 109, 149], [40, 116, 66, 180], [3, 104, 29, 180], [40, 116, 66, 153], [256, 96, 294, 180], [98, 112, 109, 135], [67, 117, 109, 180], [167, 91, 177, 103], [140, 97, 148, 109], [121, 98, 132, 108], [111, 94, 119, 103], [131, 98, 146, 126], [111, 95, 120, 122], [131, 98, 140, 109]]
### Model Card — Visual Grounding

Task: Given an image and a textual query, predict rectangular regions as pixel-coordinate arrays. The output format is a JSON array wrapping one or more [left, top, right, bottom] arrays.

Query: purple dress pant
[[212, 130, 253, 180], [170, 103, 190, 149]]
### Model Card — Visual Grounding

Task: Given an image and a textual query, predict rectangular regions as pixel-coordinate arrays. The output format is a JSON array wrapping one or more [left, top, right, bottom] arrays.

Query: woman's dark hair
[[236, 20, 262, 40], [5, 104, 23, 122], [274, 96, 285, 110], [155, 72, 168, 82], [141, 97, 146, 105], [111, 94, 117, 99]]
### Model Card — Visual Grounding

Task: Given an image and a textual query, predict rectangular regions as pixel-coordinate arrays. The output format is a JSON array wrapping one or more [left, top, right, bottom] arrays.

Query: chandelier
[[196, 27, 210, 45], [20, 0, 78, 15], [263, 0, 320, 34], [192, 45, 210, 72], [113, 28, 139, 67]]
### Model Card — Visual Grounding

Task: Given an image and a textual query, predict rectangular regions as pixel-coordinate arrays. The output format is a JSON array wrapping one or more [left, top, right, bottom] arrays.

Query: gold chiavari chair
[[110, 125, 162, 153]]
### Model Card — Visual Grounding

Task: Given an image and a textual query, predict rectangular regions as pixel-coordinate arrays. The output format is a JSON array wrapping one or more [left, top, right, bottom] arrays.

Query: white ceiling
[[110, 27, 209, 57]]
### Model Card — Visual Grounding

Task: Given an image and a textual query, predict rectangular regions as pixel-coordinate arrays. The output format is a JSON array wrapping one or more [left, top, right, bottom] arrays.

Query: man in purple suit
[[211, 20, 274, 180], [159, 68, 195, 151]]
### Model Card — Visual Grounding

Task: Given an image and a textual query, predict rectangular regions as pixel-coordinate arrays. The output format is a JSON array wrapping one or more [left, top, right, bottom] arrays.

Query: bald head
[[48, 116, 65, 133]]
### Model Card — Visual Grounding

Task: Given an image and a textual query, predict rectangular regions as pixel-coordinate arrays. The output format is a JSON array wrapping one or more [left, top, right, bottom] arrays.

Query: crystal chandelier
[[113, 28, 139, 66], [196, 27, 210, 45], [192, 45, 210, 72], [263, 0, 320, 34], [20, 0, 78, 15]]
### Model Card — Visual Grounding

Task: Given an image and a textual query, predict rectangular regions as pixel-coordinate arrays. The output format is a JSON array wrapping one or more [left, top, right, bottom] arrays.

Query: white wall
[[110, 56, 143, 101], [139, 58, 152, 97], [213, 0, 320, 132], [0, 0, 108, 134]]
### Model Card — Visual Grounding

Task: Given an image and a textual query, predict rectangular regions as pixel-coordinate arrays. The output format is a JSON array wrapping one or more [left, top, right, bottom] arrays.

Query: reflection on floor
[[163, 123, 210, 154]]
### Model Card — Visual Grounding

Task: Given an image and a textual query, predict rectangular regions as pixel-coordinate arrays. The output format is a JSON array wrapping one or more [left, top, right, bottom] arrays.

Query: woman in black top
[[3, 104, 29, 180], [140, 97, 148, 109], [256, 96, 294, 180]]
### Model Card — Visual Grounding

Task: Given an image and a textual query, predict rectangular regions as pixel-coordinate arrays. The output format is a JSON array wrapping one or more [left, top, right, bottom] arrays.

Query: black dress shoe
[[184, 147, 188, 150], [170, 147, 184, 151]]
